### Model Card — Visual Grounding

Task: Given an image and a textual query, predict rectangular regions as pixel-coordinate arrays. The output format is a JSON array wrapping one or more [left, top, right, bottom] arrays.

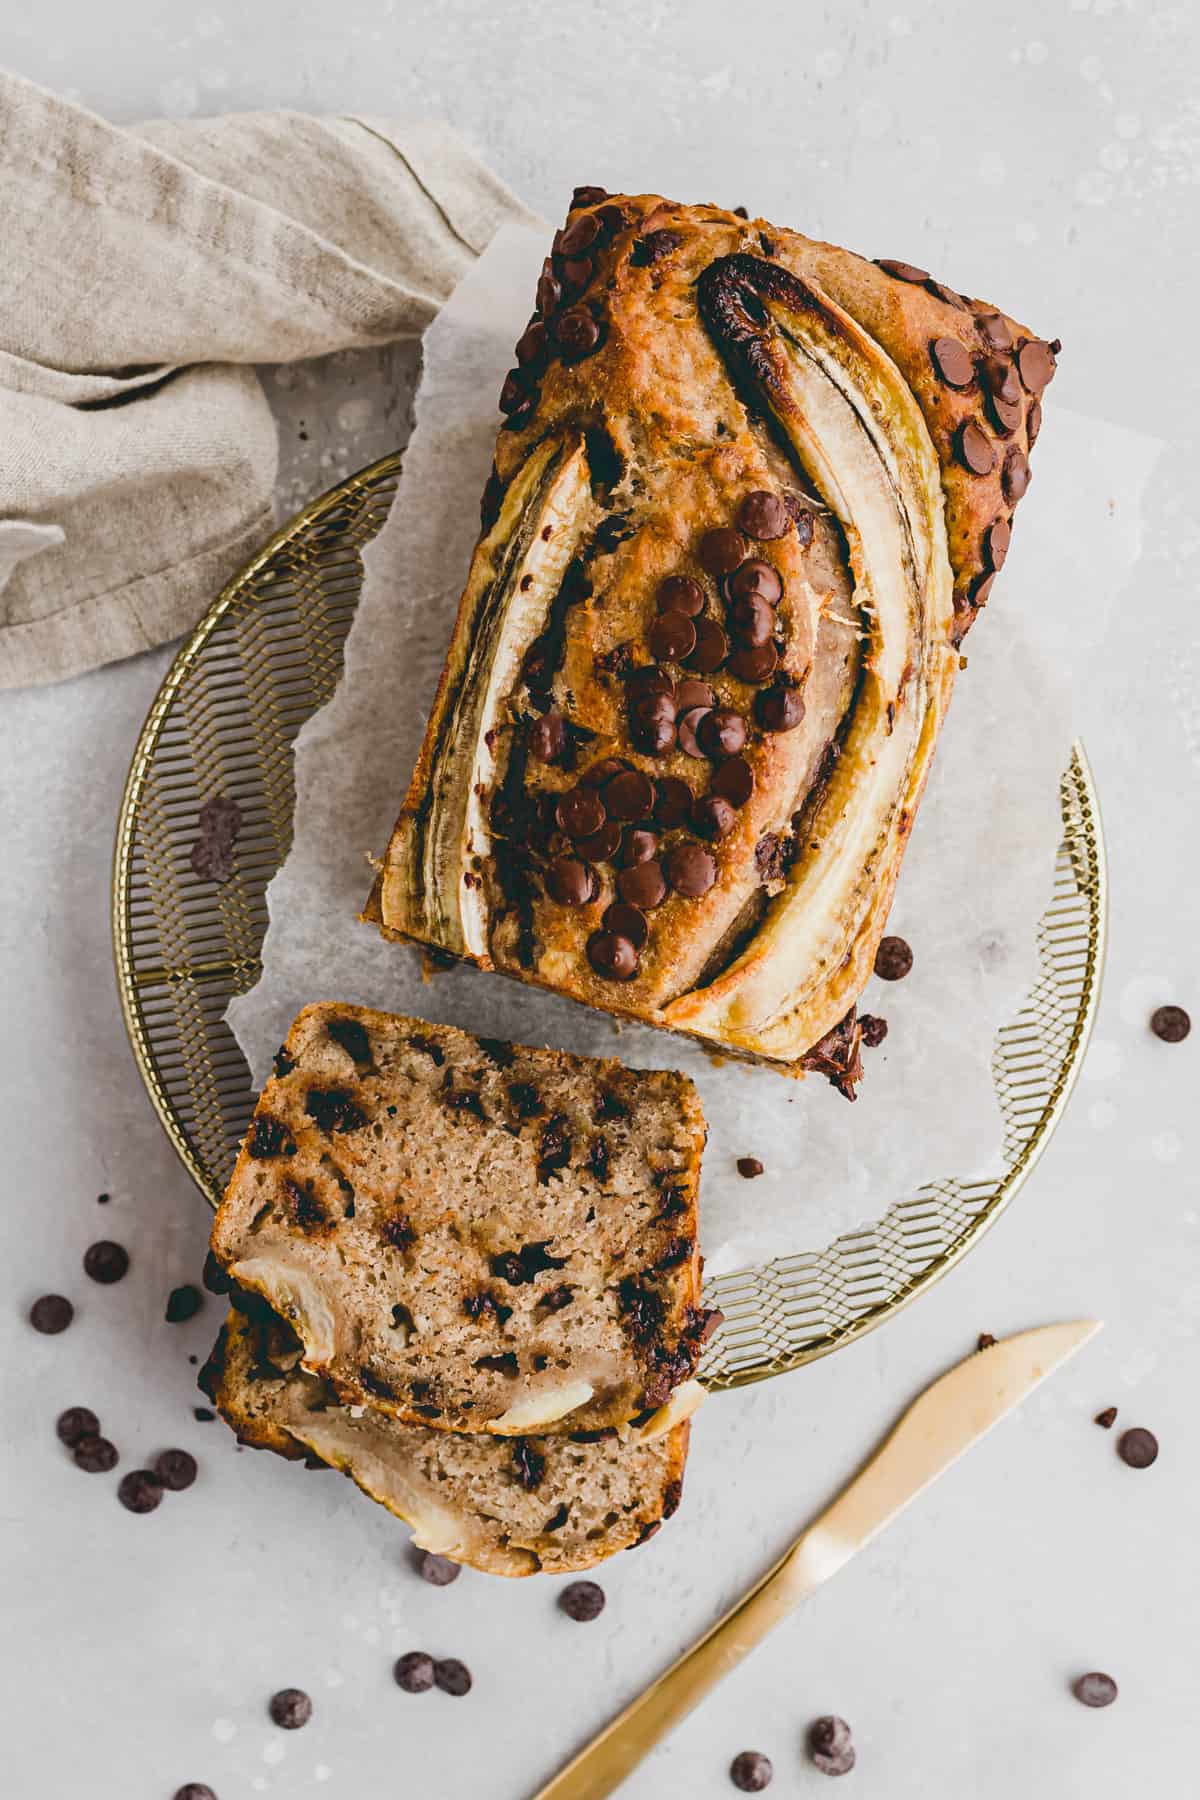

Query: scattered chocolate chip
[[674, 679, 715, 712], [658, 575, 705, 617], [515, 319, 547, 366], [957, 418, 996, 476], [1117, 1427, 1158, 1470], [556, 786, 607, 839], [189, 795, 243, 885], [784, 494, 815, 542], [980, 355, 1021, 404], [692, 795, 737, 840], [84, 1241, 129, 1285], [1017, 338, 1058, 392], [202, 1251, 231, 1295], [625, 668, 674, 702], [876, 258, 929, 282], [618, 860, 667, 909], [269, 1688, 312, 1729], [394, 1652, 436, 1693], [1002, 445, 1031, 502], [809, 1716, 856, 1777], [728, 593, 775, 648], [507, 1081, 543, 1120], [1150, 1005, 1190, 1043], [433, 1658, 473, 1697], [587, 930, 640, 979], [571, 185, 608, 208], [677, 705, 713, 759], [165, 1284, 203, 1325], [57, 1406, 100, 1446], [74, 1434, 119, 1473], [545, 856, 599, 907], [655, 777, 693, 828], [977, 312, 1014, 351], [618, 832, 655, 871], [755, 685, 805, 732], [576, 818, 624, 861], [536, 270, 561, 316], [305, 1088, 366, 1134], [699, 528, 748, 576], [698, 708, 748, 759], [711, 756, 754, 807], [605, 769, 656, 820], [859, 1013, 889, 1048], [560, 211, 600, 255], [528, 713, 568, 764], [97, 1191, 111, 1204], [193, 1408, 216, 1423], [632, 229, 682, 265], [977, 1332, 997, 1351], [554, 306, 602, 359], [478, 1037, 517, 1068], [249, 1113, 293, 1159], [927, 278, 969, 310], [1027, 397, 1043, 445], [498, 368, 531, 415], [727, 558, 783, 605], [685, 618, 729, 673], [755, 833, 788, 884], [930, 336, 975, 388], [736, 1157, 764, 1179], [737, 491, 789, 540], [665, 842, 717, 898], [174, 1786, 218, 1800], [154, 1448, 198, 1491], [562, 256, 594, 291], [984, 518, 1011, 570], [727, 641, 778, 683], [30, 1293, 73, 1334], [418, 1551, 462, 1587], [972, 573, 996, 606], [118, 1469, 163, 1514], [730, 1750, 774, 1791], [512, 1439, 546, 1491], [1073, 1672, 1118, 1709], [1094, 1406, 1118, 1429], [559, 1579, 606, 1622], [649, 611, 697, 662], [874, 935, 913, 980]]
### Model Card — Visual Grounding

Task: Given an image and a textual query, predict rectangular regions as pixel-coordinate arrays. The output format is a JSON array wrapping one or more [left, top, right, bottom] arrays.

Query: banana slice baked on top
[[202, 1303, 696, 1577], [366, 190, 1058, 1089], [207, 1004, 714, 1437]]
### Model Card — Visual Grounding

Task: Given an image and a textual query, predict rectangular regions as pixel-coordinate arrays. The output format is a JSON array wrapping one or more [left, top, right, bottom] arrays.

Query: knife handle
[[531, 1537, 822, 1800]]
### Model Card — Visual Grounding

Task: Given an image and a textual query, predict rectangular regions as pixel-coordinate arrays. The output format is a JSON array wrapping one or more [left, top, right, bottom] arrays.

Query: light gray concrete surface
[[2, 4, 1198, 1797]]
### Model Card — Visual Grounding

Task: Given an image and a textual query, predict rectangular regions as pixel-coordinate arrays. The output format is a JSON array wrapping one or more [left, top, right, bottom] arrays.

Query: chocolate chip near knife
[[1073, 1672, 1118, 1708], [1117, 1427, 1158, 1469], [809, 1715, 856, 1776], [1094, 1406, 1117, 1429]]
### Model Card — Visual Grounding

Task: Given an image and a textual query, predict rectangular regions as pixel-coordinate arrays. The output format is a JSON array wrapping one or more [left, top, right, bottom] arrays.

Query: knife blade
[[532, 1320, 1101, 1800]]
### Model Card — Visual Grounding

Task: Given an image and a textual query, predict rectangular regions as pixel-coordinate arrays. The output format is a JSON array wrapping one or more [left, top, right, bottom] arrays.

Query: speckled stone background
[[2, 4, 1197, 1797]]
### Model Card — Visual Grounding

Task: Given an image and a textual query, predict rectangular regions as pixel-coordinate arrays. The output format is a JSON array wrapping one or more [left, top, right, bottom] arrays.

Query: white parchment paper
[[229, 223, 1155, 1272]]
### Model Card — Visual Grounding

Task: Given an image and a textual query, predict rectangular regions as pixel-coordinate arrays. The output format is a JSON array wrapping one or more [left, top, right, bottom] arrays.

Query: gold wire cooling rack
[[113, 452, 1107, 1392]]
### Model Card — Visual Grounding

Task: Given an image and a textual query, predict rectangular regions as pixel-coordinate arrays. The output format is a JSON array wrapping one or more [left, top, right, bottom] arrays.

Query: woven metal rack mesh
[[113, 452, 1106, 1392]]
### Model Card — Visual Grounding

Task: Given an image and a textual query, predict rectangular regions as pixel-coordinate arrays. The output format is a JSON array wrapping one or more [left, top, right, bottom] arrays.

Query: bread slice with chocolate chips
[[208, 1004, 714, 1436], [201, 1304, 696, 1577]]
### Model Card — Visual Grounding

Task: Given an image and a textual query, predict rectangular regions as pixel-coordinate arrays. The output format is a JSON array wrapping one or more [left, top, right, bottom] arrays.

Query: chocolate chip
[[727, 558, 783, 605], [57, 1406, 100, 1446], [655, 777, 693, 828], [809, 1716, 856, 1776], [699, 708, 748, 759], [673, 679, 714, 712], [433, 1658, 473, 1697], [1094, 1406, 1118, 1429], [587, 930, 639, 980], [189, 794, 243, 885], [665, 843, 716, 897], [754, 685, 805, 732], [930, 337, 975, 388], [1073, 1672, 1118, 1709], [571, 185, 608, 208], [737, 491, 789, 540], [536, 268, 561, 315], [30, 1293, 73, 1334], [699, 528, 748, 576], [685, 619, 729, 673], [305, 1088, 366, 1134], [711, 756, 754, 807], [730, 1751, 774, 1791], [691, 795, 737, 840], [154, 1448, 198, 1491], [755, 833, 788, 883], [603, 902, 649, 948], [1117, 1427, 1158, 1469], [1150, 1004, 1190, 1043], [1002, 445, 1031, 501], [625, 668, 674, 702], [973, 573, 996, 606], [728, 594, 775, 649], [560, 211, 601, 255], [202, 1251, 231, 1295], [728, 641, 779, 684], [545, 856, 599, 907], [977, 1332, 997, 1352], [623, 827, 659, 866], [554, 306, 602, 359], [736, 1157, 764, 1179], [649, 611, 697, 662], [556, 786, 606, 839], [576, 819, 623, 862], [605, 769, 655, 820], [249, 1113, 294, 1158], [631, 711, 677, 756], [269, 1688, 312, 1729], [418, 1551, 462, 1586], [984, 518, 1011, 570], [193, 1408, 216, 1423], [559, 1580, 606, 1621], [677, 706, 712, 758], [927, 278, 969, 310], [874, 935, 913, 980], [977, 312, 1013, 351], [859, 1013, 889, 1048], [876, 258, 929, 282], [74, 1434, 119, 1473], [118, 1469, 163, 1514], [1018, 338, 1058, 392], [498, 368, 531, 415], [784, 495, 815, 542], [529, 713, 568, 763], [618, 860, 667, 909], [84, 1241, 129, 1285], [563, 257, 594, 293], [394, 1652, 436, 1693], [165, 1284, 203, 1324], [515, 319, 547, 366], [632, 229, 682, 265], [957, 418, 996, 476], [1027, 397, 1043, 446], [657, 575, 705, 617], [174, 1786, 218, 1800]]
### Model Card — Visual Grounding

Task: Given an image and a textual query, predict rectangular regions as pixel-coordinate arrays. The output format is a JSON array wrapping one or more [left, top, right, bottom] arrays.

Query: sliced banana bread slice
[[202, 1306, 699, 1577], [208, 1004, 714, 1435]]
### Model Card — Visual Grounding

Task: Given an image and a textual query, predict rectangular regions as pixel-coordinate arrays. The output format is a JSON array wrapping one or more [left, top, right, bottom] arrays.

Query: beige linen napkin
[[0, 71, 535, 688]]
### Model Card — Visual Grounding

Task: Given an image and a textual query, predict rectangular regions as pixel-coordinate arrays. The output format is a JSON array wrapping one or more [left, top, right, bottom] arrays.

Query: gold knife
[[533, 1320, 1101, 1800]]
